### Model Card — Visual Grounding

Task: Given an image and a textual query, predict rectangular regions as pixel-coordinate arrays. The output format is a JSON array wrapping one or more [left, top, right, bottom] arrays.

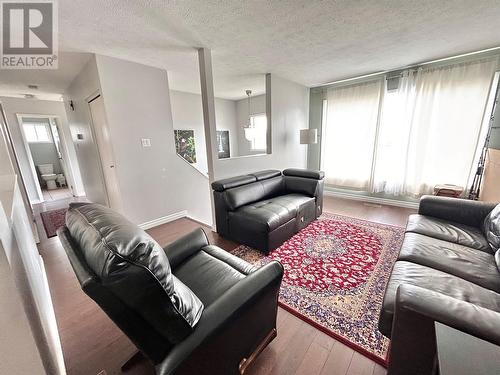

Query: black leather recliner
[[379, 195, 500, 375], [57, 202, 284, 375], [212, 168, 325, 253]]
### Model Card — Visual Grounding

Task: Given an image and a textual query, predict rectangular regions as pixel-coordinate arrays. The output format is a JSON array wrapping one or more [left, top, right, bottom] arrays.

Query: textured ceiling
[[5, 1, 500, 100], [0, 52, 92, 100]]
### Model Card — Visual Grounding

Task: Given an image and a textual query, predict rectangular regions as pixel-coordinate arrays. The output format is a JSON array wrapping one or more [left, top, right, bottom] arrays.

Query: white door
[[88, 95, 123, 212]]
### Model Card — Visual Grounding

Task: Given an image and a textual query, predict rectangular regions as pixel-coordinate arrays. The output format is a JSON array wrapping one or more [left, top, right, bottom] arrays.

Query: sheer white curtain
[[372, 71, 417, 195], [402, 59, 497, 196], [322, 58, 497, 197], [321, 80, 382, 189]]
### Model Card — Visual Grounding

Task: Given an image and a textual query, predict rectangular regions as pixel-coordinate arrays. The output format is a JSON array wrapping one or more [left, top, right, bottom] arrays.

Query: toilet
[[38, 164, 58, 190]]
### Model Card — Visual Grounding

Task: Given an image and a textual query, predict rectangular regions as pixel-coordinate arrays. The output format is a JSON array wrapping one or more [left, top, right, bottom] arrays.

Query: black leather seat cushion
[[399, 233, 500, 293], [380, 261, 500, 337], [174, 245, 256, 306], [229, 194, 314, 233], [406, 214, 492, 253]]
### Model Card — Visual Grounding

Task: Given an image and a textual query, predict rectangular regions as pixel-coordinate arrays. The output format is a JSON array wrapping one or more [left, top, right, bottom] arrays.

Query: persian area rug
[[40, 208, 68, 238], [230, 213, 404, 366]]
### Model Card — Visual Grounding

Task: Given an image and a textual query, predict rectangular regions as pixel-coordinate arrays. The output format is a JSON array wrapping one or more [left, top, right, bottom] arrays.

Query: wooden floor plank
[[294, 341, 331, 375], [347, 352, 376, 375], [373, 364, 387, 375], [33, 196, 410, 374], [320, 341, 355, 375]]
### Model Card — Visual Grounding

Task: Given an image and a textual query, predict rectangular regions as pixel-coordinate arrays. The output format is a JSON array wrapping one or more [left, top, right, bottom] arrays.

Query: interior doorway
[[16, 114, 78, 204]]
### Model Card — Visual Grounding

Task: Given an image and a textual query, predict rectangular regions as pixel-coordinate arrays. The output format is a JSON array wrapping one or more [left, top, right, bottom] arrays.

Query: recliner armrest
[[156, 261, 284, 375], [418, 195, 496, 228], [164, 228, 209, 269]]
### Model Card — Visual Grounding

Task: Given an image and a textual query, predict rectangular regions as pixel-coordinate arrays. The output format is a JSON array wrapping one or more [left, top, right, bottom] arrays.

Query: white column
[[198, 48, 218, 229]]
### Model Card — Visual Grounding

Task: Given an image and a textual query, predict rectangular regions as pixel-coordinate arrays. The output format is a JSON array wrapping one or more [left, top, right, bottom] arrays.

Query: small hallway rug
[[40, 208, 68, 238], [230, 212, 405, 366]]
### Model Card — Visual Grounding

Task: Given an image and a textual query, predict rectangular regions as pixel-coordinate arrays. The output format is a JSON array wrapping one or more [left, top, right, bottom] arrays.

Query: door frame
[[85, 90, 112, 208], [15, 113, 78, 204]]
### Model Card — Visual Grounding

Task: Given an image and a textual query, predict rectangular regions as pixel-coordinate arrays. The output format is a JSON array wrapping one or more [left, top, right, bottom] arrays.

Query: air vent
[[27, 84, 38, 89], [24, 94, 35, 99]]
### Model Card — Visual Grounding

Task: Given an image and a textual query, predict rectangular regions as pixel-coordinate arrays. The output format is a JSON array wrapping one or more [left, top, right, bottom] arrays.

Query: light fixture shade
[[300, 129, 318, 144], [244, 127, 255, 141]]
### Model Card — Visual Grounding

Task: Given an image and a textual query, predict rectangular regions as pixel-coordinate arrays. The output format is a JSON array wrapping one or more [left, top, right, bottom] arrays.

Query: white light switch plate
[[141, 138, 151, 147]]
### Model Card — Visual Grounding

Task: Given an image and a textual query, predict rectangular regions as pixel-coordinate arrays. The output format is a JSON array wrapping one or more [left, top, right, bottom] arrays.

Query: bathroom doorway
[[17, 115, 75, 203]]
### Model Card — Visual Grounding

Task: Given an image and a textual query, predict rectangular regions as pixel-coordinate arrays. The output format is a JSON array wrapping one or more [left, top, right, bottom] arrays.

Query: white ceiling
[[4, 1, 500, 100]]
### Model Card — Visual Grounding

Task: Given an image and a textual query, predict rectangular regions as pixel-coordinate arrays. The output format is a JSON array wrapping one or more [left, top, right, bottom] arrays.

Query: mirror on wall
[[214, 73, 269, 159]]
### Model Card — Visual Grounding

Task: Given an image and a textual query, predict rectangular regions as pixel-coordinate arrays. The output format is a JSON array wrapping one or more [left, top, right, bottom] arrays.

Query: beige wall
[[480, 148, 500, 202]]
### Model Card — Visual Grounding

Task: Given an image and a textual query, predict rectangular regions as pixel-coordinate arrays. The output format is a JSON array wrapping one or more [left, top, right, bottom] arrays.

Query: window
[[23, 122, 52, 143], [247, 114, 267, 151], [321, 58, 499, 197]]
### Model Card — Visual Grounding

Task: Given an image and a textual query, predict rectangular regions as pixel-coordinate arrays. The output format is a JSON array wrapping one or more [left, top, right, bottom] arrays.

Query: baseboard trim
[[324, 190, 419, 209], [139, 210, 188, 230], [186, 215, 213, 229]]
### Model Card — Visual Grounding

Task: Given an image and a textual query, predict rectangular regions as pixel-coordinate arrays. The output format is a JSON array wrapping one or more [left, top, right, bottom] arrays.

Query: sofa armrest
[[388, 284, 500, 375], [156, 261, 284, 375], [164, 228, 209, 269], [283, 168, 324, 180], [418, 195, 496, 228]]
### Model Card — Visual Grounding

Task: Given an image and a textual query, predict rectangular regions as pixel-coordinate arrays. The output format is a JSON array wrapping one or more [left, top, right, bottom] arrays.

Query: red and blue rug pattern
[[230, 213, 404, 366]]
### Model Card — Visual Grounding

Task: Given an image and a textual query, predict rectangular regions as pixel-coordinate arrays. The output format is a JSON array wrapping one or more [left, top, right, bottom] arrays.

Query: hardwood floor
[[35, 196, 415, 375]]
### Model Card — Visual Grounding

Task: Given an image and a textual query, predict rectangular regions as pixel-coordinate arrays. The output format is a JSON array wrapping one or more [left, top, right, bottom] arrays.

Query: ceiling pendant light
[[243, 89, 254, 141]]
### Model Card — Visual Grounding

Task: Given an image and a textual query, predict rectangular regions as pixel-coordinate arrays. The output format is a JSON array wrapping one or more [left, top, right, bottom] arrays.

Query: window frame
[[248, 113, 267, 151], [23, 122, 53, 143]]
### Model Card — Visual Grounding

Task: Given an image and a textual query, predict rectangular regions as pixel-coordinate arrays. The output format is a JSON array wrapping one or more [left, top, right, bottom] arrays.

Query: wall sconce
[[300, 129, 318, 144]]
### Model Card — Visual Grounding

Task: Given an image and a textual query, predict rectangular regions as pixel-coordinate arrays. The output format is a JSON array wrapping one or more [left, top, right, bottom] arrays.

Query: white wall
[[0, 137, 65, 374], [170, 90, 240, 174], [0, 97, 85, 201], [64, 56, 108, 206], [0, 208, 46, 375], [213, 75, 309, 179], [94, 55, 212, 225]]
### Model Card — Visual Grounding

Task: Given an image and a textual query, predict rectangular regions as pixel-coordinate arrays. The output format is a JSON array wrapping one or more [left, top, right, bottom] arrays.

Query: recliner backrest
[[60, 203, 204, 362]]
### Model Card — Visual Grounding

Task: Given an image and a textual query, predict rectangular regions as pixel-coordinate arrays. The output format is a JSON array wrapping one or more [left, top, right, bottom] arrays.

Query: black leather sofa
[[379, 195, 500, 375], [58, 202, 284, 375], [211, 168, 325, 253]]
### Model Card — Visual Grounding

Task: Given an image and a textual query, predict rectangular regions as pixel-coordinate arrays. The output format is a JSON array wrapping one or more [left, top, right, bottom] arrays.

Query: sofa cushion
[[483, 203, 500, 253], [406, 214, 492, 253], [229, 194, 314, 233], [379, 261, 500, 337], [173, 246, 250, 306], [66, 202, 204, 343], [398, 233, 500, 292], [224, 176, 284, 211]]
